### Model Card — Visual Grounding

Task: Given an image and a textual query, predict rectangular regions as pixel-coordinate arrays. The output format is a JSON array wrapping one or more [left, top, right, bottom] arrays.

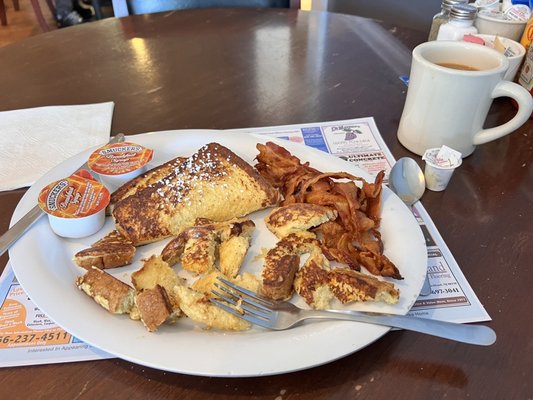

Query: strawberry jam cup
[[87, 142, 153, 188], [38, 170, 110, 238]]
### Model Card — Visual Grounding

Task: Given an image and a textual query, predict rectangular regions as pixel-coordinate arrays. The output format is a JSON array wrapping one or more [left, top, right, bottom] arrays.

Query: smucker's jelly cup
[[88, 142, 154, 189], [38, 170, 110, 238]]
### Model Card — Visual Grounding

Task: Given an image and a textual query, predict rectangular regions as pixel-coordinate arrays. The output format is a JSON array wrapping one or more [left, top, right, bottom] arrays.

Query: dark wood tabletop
[[0, 8, 531, 400]]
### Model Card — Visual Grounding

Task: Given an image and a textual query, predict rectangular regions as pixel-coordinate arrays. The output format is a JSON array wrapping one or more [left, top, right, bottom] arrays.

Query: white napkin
[[0, 102, 114, 191]]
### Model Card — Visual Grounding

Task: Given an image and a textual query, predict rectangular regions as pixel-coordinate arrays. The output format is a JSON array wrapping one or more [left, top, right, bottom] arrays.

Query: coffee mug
[[397, 41, 533, 157]]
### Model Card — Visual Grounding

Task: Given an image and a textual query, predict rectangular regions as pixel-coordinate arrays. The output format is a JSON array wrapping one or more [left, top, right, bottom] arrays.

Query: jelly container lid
[[422, 146, 463, 169], [88, 142, 153, 176], [38, 170, 110, 218]]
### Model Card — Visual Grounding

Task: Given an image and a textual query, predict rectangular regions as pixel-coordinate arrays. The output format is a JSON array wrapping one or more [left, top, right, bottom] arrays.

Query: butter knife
[[0, 133, 126, 257]]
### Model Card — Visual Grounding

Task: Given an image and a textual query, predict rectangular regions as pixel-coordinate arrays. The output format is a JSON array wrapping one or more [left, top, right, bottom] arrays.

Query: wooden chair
[[31, 0, 105, 32], [0, 0, 20, 26], [30, 0, 56, 32], [112, 0, 299, 18]]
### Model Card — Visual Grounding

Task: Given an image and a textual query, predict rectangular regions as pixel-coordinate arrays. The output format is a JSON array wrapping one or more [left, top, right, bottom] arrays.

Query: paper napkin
[[0, 102, 114, 192]]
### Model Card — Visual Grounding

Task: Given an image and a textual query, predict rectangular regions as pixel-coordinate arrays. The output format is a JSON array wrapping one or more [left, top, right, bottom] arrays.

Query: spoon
[[388, 157, 431, 296], [389, 157, 425, 206]]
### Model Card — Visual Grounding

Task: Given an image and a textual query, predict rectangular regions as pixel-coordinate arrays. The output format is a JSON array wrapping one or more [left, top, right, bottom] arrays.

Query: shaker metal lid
[[450, 4, 478, 20], [442, 0, 468, 11]]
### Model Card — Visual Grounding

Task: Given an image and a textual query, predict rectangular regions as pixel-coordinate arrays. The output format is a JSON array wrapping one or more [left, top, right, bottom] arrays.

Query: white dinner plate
[[9, 130, 427, 377]]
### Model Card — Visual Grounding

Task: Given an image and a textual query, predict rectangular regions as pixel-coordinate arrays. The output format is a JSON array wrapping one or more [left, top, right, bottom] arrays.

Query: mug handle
[[473, 81, 533, 146]]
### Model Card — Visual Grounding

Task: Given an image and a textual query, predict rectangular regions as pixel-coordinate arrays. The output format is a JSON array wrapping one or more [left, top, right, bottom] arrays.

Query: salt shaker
[[436, 4, 478, 41], [428, 0, 468, 41]]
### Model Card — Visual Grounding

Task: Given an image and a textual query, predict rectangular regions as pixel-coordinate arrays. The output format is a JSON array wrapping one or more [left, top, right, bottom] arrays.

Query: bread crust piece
[[265, 203, 338, 238], [112, 143, 280, 246], [76, 267, 135, 314], [134, 285, 173, 332], [73, 230, 136, 270]]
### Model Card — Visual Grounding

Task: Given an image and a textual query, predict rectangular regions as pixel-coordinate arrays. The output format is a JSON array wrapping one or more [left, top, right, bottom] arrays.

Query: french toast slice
[[130, 255, 184, 319], [329, 268, 400, 305], [180, 226, 219, 274], [134, 285, 174, 332], [76, 267, 135, 314], [294, 248, 335, 310], [73, 230, 136, 270], [107, 156, 187, 214], [294, 248, 400, 308], [217, 219, 255, 278], [160, 218, 255, 277], [112, 143, 280, 246], [265, 203, 338, 238], [261, 231, 320, 301], [192, 271, 261, 295], [173, 285, 251, 331]]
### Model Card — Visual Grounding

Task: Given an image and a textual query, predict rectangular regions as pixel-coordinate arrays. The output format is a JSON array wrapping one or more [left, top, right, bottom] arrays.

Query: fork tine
[[211, 288, 272, 319], [209, 298, 272, 329], [217, 277, 275, 307], [213, 283, 271, 315]]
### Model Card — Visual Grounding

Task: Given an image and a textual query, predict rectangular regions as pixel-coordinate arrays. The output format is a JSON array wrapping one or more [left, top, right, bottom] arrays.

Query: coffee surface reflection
[[437, 62, 479, 71]]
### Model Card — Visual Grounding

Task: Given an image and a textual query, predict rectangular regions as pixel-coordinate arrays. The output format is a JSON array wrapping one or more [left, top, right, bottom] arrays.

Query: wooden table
[[0, 8, 531, 400]]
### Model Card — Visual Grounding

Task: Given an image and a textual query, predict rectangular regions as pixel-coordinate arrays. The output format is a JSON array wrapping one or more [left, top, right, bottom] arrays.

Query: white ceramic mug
[[397, 41, 533, 157]]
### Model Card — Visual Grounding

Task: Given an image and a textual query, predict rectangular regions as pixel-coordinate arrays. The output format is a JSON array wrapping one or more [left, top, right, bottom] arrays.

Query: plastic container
[[502, 0, 531, 11], [463, 33, 526, 80], [475, 10, 528, 41], [422, 146, 463, 191], [520, 16, 533, 50], [516, 43, 533, 118], [504, 4, 531, 22], [474, 0, 501, 10], [437, 4, 478, 41], [88, 142, 153, 188], [38, 170, 110, 238]]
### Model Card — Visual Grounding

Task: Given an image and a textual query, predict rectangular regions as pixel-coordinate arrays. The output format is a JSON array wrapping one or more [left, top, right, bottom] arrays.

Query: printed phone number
[[0, 332, 70, 344], [431, 287, 460, 295]]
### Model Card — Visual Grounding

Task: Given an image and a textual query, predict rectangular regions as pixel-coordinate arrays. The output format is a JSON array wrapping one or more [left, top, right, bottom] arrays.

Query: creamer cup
[[474, 0, 501, 10], [38, 170, 110, 238], [504, 4, 531, 22], [422, 146, 463, 191], [463, 34, 526, 80], [88, 142, 153, 189]]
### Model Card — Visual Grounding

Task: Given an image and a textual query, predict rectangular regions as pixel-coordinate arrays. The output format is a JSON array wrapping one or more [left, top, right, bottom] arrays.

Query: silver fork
[[210, 277, 496, 346]]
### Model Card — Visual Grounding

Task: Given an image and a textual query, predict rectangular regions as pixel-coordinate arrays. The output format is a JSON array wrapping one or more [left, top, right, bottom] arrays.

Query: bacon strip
[[256, 142, 402, 280]]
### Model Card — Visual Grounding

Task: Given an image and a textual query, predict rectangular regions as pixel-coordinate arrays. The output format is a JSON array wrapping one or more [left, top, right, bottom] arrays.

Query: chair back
[[112, 0, 293, 17]]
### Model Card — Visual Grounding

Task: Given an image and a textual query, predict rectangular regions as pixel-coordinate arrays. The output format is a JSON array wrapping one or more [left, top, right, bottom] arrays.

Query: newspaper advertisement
[[0, 265, 112, 367], [0, 116, 490, 368]]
